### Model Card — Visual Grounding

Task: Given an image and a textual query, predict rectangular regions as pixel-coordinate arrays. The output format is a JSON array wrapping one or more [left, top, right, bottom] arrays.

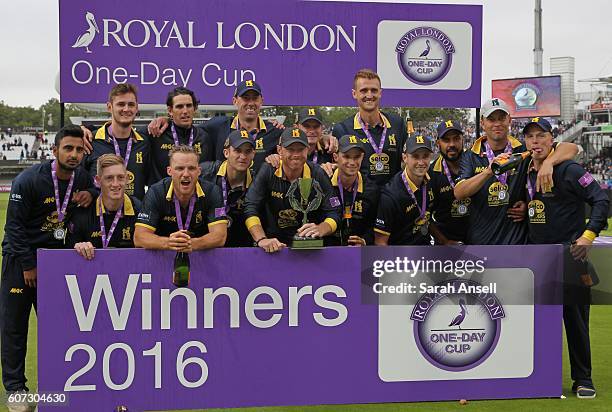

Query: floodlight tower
[[534, 0, 543, 76]]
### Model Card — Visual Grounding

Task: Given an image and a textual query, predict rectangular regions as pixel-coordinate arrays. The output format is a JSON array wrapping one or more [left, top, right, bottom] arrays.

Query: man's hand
[[570, 237, 592, 261], [270, 119, 286, 130], [80, 126, 94, 154], [75, 242, 95, 260], [258, 238, 286, 253], [320, 162, 336, 177], [73, 191, 93, 208], [536, 159, 554, 193], [297, 222, 322, 238], [347, 235, 366, 246], [321, 134, 338, 153], [507, 201, 526, 222], [167, 230, 192, 252], [23, 268, 37, 288], [148, 117, 169, 137], [265, 154, 281, 168]]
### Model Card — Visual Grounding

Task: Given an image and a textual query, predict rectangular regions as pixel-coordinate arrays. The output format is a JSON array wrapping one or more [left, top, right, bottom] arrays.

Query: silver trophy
[[287, 177, 324, 249]]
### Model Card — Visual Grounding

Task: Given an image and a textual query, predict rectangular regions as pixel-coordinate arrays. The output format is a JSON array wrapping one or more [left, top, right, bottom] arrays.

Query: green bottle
[[172, 252, 190, 287]]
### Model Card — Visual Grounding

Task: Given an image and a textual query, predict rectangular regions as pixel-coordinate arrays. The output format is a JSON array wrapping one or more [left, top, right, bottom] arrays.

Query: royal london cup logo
[[410, 279, 505, 371], [395, 26, 455, 85]]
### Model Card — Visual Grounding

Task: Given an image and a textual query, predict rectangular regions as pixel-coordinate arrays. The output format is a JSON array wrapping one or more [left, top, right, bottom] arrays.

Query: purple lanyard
[[338, 176, 359, 217], [171, 123, 194, 147], [108, 126, 133, 167], [99, 200, 123, 249], [174, 195, 196, 231], [527, 173, 536, 201], [441, 159, 456, 188], [484, 140, 512, 186], [312, 151, 318, 164], [51, 160, 75, 223], [357, 114, 387, 154], [401, 172, 427, 220]]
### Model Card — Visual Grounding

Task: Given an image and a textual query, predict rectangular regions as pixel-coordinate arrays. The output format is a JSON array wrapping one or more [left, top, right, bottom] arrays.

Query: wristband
[[255, 237, 267, 247]]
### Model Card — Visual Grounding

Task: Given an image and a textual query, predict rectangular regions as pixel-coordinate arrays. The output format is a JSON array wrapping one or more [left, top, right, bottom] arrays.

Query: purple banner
[[59, 0, 482, 107], [38, 246, 561, 411]]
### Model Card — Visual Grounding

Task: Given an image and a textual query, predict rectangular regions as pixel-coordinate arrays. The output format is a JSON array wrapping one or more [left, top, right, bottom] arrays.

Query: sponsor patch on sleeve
[[578, 172, 594, 188], [214, 207, 227, 218], [329, 196, 340, 207]]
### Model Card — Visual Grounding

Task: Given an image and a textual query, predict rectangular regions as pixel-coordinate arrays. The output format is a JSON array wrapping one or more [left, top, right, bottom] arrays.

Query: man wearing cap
[[524, 117, 608, 399], [134, 145, 227, 251], [69, 154, 142, 259], [200, 130, 256, 247], [454, 97, 579, 245], [332, 69, 407, 187], [328, 135, 380, 246], [244, 127, 341, 253], [86, 83, 151, 200], [374, 134, 435, 245], [1, 125, 93, 404], [147, 87, 210, 183], [428, 120, 470, 244]]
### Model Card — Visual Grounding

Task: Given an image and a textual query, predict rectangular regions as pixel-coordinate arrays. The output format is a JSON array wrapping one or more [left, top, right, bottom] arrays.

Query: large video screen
[[491, 76, 561, 118]]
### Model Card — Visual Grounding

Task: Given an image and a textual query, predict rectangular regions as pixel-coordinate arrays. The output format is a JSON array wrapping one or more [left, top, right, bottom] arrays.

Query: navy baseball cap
[[225, 129, 256, 149], [338, 135, 366, 153], [298, 107, 323, 125], [404, 134, 435, 154], [522, 117, 552, 134], [234, 80, 262, 97], [436, 119, 464, 139], [280, 127, 308, 148]]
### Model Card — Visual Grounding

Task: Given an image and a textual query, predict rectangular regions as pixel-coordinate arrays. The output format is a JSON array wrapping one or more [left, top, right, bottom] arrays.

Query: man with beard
[[86, 83, 150, 200], [454, 98, 579, 245], [200, 130, 256, 247], [1, 126, 93, 407], [524, 117, 608, 399], [244, 127, 341, 253], [428, 120, 470, 244], [147, 87, 209, 183], [332, 69, 407, 187], [69, 154, 142, 259], [374, 134, 435, 245], [134, 145, 227, 250]]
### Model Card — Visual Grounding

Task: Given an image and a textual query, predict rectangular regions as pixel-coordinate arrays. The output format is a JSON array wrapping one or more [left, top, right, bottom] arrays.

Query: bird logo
[[419, 39, 431, 58], [72, 11, 99, 53], [448, 298, 468, 329]]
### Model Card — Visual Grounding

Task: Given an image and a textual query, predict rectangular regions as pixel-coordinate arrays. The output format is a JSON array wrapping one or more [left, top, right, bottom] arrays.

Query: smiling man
[[1, 125, 93, 402], [147, 87, 209, 183], [134, 145, 227, 251], [86, 83, 150, 200], [69, 154, 142, 260], [244, 127, 340, 253], [332, 69, 407, 187], [200, 130, 256, 247], [374, 134, 435, 245]]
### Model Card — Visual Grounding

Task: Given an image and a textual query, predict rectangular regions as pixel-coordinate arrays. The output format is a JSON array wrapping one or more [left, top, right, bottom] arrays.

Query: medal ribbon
[[526, 173, 536, 201], [220, 176, 243, 214], [483, 140, 512, 186], [99, 200, 123, 249], [312, 151, 318, 164], [441, 159, 456, 189], [171, 123, 194, 147], [51, 160, 75, 223], [108, 126, 133, 167], [357, 114, 387, 154], [401, 172, 427, 221], [337, 176, 359, 218], [174, 195, 196, 231]]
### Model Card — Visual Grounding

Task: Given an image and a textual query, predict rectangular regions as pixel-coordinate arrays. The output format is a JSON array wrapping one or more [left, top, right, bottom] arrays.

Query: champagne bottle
[[172, 252, 190, 287], [491, 151, 531, 175]]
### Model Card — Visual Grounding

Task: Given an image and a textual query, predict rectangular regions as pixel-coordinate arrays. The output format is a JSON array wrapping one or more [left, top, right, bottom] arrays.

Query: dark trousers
[[563, 289, 593, 388], [0, 254, 37, 392]]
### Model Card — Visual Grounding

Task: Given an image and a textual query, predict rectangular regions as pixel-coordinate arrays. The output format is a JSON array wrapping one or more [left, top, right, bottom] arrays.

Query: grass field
[[0, 193, 610, 412]]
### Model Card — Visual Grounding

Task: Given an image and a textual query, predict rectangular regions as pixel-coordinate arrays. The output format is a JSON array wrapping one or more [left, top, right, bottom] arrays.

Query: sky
[[0, 0, 611, 108]]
